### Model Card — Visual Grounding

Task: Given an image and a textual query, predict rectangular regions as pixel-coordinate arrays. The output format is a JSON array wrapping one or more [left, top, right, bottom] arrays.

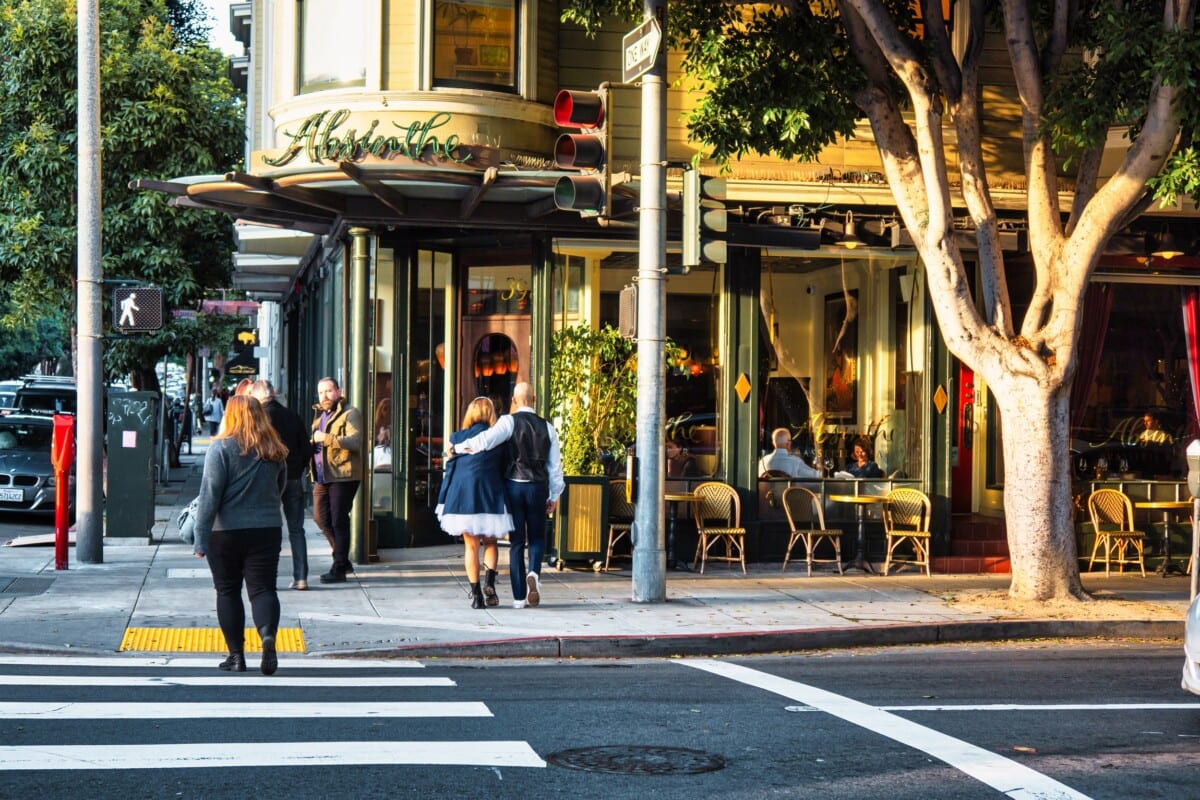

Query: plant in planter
[[546, 323, 683, 568]]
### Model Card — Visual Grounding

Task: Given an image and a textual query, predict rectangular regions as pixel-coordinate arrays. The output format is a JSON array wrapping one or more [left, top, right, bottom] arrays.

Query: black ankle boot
[[470, 582, 486, 609], [483, 569, 499, 607], [218, 652, 246, 672], [258, 626, 278, 676]]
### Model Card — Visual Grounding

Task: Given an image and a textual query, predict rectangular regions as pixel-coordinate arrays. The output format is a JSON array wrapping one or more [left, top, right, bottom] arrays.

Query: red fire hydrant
[[50, 414, 75, 571]]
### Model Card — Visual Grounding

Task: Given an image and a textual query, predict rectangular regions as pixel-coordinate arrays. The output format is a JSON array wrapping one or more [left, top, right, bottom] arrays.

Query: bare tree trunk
[[997, 375, 1088, 601]]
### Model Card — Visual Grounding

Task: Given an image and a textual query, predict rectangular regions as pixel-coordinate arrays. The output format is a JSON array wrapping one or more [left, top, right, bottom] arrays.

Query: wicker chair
[[690, 481, 747, 574], [881, 487, 933, 576], [1085, 489, 1146, 576], [603, 479, 636, 572], [782, 486, 844, 576]]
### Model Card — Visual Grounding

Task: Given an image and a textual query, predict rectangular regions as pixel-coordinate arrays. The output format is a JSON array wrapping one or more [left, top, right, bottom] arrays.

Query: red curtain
[[1182, 287, 1200, 438], [1070, 283, 1113, 427]]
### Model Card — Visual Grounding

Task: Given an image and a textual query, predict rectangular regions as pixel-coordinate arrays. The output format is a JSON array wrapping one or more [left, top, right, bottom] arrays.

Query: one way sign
[[112, 286, 165, 333]]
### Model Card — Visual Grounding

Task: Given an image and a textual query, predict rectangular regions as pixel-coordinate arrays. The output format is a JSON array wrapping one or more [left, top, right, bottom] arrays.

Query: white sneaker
[[512, 599, 527, 609], [526, 572, 541, 607]]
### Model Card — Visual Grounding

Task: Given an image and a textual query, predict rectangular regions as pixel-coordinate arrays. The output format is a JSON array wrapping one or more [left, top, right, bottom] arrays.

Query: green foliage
[[0, 0, 244, 340], [0, 295, 67, 377], [549, 324, 682, 476]]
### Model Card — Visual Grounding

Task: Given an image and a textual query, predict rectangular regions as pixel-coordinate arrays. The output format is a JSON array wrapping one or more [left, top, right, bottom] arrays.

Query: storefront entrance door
[[951, 362, 975, 513]]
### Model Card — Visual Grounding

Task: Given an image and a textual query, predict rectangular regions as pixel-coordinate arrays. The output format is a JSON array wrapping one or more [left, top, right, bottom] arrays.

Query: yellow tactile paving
[[120, 627, 306, 653]]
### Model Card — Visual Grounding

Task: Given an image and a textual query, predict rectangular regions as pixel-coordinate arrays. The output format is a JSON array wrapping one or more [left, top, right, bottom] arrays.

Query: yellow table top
[[1133, 499, 1193, 510], [664, 492, 697, 502], [828, 494, 886, 504]]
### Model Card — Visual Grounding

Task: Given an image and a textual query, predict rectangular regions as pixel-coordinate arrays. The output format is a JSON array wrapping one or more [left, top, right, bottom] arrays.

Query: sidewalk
[[0, 440, 1190, 660]]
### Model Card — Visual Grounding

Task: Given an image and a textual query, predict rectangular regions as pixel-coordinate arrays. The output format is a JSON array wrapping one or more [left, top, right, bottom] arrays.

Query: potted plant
[[436, 1, 485, 65], [547, 324, 682, 568]]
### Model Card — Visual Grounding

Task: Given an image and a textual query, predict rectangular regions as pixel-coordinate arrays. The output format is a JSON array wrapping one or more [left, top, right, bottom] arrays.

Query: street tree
[[563, 1, 1200, 600], [0, 0, 243, 374]]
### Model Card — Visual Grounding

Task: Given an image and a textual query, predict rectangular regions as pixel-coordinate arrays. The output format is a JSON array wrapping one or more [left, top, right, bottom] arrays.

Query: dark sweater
[[263, 398, 311, 480]]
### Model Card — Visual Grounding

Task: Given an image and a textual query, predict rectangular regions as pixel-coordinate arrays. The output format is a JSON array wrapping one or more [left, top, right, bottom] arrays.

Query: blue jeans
[[281, 479, 307, 582], [506, 480, 548, 602]]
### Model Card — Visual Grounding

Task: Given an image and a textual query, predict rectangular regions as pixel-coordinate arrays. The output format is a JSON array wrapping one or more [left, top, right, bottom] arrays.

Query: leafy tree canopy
[[0, 0, 244, 346]]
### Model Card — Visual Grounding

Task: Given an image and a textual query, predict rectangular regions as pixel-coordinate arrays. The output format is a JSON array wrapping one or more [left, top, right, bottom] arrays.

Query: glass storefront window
[[298, 0, 368, 93], [432, 0, 518, 91], [584, 251, 721, 478]]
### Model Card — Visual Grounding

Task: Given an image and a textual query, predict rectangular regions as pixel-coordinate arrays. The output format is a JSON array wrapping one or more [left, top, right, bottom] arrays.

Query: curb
[[323, 619, 1185, 660]]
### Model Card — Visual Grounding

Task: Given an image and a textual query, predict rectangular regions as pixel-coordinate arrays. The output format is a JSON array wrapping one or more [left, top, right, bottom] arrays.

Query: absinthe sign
[[263, 109, 473, 167]]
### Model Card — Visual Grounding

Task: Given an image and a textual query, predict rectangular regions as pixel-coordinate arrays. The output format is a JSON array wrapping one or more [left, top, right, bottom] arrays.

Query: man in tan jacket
[[309, 377, 363, 584]]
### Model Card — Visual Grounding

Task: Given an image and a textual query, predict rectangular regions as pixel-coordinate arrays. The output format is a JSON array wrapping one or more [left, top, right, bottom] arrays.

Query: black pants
[[313, 480, 360, 573], [206, 527, 282, 652]]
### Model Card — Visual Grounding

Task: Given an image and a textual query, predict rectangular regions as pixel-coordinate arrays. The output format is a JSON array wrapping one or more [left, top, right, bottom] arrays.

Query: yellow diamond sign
[[933, 384, 949, 414], [735, 373, 752, 403]]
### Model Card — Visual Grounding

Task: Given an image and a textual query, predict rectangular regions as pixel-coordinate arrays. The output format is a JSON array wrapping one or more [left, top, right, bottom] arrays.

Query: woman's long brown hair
[[216, 395, 288, 462]]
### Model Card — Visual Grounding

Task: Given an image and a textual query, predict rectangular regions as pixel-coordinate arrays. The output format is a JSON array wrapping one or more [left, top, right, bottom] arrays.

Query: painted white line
[[0, 675, 454, 688], [165, 568, 210, 578], [0, 655, 425, 669], [682, 659, 1092, 800], [0, 740, 546, 770], [0, 702, 490, 719], [882, 703, 1200, 712]]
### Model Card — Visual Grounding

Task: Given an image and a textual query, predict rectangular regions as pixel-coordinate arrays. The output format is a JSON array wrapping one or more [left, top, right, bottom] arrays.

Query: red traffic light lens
[[554, 90, 605, 128]]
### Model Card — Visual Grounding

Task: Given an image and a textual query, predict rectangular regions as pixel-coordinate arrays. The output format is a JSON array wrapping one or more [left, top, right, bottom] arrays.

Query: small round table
[[1134, 499, 1192, 576], [827, 494, 886, 574], [664, 492, 698, 571]]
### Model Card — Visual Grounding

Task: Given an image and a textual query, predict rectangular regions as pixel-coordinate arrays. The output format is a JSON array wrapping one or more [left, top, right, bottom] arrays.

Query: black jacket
[[264, 398, 312, 480]]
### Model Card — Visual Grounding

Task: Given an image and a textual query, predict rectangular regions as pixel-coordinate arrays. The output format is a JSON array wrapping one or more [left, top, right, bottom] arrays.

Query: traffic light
[[553, 88, 609, 217], [682, 169, 728, 268]]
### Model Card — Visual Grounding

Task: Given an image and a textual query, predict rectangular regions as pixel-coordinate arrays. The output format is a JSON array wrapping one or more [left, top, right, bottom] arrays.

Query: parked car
[[1184, 594, 1200, 696], [0, 412, 73, 516], [0, 380, 20, 409], [9, 375, 77, 416]]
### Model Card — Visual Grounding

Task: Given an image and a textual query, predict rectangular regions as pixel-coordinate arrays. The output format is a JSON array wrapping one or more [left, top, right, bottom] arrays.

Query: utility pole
[[76, 0, 104, 564], [631, 0, 667, 602]]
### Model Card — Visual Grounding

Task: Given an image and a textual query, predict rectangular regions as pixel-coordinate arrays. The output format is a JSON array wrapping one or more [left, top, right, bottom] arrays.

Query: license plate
[[0, 488, 23, 502]]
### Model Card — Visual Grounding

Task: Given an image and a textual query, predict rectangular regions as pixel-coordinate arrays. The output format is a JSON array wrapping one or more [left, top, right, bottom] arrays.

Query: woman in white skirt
[[436, 397, 514, 608]]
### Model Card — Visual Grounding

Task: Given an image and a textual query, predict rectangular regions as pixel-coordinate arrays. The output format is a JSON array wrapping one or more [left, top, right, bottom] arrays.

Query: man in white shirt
[[453, 382, 564, 609], [759, 427, 820, 478]]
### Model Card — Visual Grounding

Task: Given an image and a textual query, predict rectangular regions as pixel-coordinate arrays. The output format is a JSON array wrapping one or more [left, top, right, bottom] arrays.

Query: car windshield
[[0, 420, 52, 452]]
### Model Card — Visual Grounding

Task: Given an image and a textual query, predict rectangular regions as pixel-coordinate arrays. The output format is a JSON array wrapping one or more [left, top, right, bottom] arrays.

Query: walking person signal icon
[[112, 286, 164, 333]]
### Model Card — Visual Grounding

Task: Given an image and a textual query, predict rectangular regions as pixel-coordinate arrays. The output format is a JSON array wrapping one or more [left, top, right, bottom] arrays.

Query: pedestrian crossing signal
[[112, 286, 165, 333]]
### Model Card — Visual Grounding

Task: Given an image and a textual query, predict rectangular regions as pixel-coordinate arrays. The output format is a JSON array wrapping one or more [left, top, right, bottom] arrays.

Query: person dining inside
[[759, 427, 820, 479], [666, 438, 699, 478], [845, 438, 884, 478]]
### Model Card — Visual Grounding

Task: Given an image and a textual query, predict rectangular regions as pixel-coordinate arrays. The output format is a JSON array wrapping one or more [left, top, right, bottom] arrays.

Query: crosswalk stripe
[[0, 741, 547, 770], [0, 702, 490, 719], [0, 655, 424, 669], [0, 675, 454, 688]]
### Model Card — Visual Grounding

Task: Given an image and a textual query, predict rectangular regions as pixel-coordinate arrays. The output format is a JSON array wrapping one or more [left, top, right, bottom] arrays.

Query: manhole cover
[[546, 745, 725, 775]]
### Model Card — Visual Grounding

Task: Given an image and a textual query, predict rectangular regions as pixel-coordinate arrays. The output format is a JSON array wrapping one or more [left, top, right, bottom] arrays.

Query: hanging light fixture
[[841, 211, 862, 249], [1150, 223, 1185, 260]]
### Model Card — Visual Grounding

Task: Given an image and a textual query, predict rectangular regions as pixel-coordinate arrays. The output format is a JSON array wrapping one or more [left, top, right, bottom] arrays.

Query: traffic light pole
[[632, 0, 667, 603]]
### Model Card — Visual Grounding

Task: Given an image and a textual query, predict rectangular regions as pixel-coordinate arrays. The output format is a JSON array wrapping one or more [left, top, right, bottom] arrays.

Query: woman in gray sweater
[[193, 395, 288, 675]]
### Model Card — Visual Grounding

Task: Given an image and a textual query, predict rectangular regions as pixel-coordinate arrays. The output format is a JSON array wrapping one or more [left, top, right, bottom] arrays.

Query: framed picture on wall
[[824, 290, 858, 424]]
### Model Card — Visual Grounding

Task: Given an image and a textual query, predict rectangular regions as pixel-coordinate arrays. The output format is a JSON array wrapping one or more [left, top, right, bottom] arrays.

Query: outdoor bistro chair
[[603, 479, 636, 572], [691, 481, 747, 574], [781, 485, 844, 576], [881, 487, 933, 576], [1085, 488, 1146, 576]]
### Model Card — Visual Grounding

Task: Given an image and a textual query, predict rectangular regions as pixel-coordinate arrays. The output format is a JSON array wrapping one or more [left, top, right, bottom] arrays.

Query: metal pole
[[348, 227, 372, 564], [631, 0, 667, 602], [76, 0, 103, 563]]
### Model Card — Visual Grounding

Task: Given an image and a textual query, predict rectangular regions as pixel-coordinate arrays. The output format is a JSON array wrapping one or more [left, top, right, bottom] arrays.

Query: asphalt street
[[0, 642, 1193, 799]]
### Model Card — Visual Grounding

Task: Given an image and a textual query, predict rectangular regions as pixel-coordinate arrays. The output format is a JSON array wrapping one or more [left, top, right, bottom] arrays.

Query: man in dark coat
[[250, 379, 313, 589]]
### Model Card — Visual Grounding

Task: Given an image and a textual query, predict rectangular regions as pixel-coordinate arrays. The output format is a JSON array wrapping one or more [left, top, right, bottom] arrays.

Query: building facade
[[155, 1, 1199, 568]]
